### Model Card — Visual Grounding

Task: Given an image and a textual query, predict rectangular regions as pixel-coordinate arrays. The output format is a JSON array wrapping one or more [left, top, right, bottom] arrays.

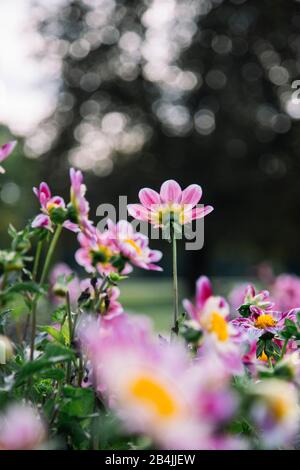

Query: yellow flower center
[[270, 397, 289, 421], [124, 239, 142, 256], [46, 201, 60, 211], [254, 314, 277, 329], [129, 375, 179, 418], [207, 311, 229, 342]]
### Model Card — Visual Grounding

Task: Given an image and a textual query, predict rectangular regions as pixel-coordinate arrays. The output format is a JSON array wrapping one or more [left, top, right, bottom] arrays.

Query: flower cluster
[[1, 150, 300, 451]]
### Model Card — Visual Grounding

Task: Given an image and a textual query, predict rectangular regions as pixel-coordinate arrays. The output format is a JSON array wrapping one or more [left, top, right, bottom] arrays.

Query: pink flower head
[[128, 180, 213, 227], [0, 404, 47, 450], [232, 307, 297, 340], [241, 284, 275, 313], [32, 182, 79, 233], [183, 276, 243, 374], [75, 227, 131, 276], [69, 168, 93, 232], [107, 220, 163, 272], [0, 141, 17, 174]]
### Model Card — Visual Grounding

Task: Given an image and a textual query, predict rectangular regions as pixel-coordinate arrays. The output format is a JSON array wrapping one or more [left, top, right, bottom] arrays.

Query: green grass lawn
[[119, 278, 188, 332]]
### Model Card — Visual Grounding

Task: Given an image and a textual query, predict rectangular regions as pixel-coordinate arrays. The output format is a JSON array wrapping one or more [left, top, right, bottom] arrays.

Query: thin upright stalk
[[171, 222, 179, 337], [66, 291, 72, 384], [32, 240, 43, 281], [30, 225, 63, 361], [24, 240, 43, 342]]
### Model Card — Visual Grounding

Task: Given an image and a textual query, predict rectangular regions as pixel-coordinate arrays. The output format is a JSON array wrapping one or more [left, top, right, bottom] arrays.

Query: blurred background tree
[[1, 0, 300, 288]]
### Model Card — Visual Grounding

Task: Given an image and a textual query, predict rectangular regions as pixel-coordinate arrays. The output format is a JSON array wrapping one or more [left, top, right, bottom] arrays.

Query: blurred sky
[[0, 0, 66, 135]]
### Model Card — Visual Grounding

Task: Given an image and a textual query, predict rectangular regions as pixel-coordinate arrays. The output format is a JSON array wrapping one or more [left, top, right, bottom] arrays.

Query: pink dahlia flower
[[232, 307, 298, 340], [69, 168, 93, 234], [0, 141, 17, 174], [107, 219, 163, 272], [128, 179, 213, 227], [183, 276, 243, 375], [32, 182, 79, 232]]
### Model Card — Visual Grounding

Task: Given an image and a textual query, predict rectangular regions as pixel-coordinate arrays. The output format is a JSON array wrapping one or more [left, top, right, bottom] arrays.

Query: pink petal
[[181, 184, 202, 207], [191, 205, 214, 220], [0, 141, 17, 163], [31, 214, 52, 231], [63, 220, 80, 232], [160, 180, 182, 204], [149, 250, 163, 262], [183, 299, 197, 320], [196, 276, 213, 309], [139, 188, 161, 209], [127, 204, 151, 221], [0, 165, 5, 174]]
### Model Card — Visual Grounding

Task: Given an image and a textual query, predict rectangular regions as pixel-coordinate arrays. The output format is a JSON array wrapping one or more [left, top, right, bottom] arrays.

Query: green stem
[[24, 240, 43, 343], [268, 356, 273, 369], [30, 225, 62, 361], [171, 222, 179, 337], [66, 291, 72, 384], [32, 240, 43, 281], [39, 225, 63, 286], [280, 338, 289, 360]]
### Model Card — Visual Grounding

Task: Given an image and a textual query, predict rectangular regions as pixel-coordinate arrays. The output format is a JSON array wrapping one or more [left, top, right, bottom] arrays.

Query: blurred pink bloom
[[183, 276, 243, 374], [79, 314, 240, 450], [128, 180, 213, 227], [80, 278, 124, 320], [0, 404, 47, 450], [272, 274, 300, 311], [0, 141, 17, 174], [32, 182, 79, 233], [228, 283, 250, 312], [50, 262, 80, 305]]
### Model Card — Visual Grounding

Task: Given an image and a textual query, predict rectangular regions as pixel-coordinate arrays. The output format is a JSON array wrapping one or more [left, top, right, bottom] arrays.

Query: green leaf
[[3, 281, 45, 296], [238, 304, 252, 318], [256, 339, 264, 358], [39, 325, 65, 345]]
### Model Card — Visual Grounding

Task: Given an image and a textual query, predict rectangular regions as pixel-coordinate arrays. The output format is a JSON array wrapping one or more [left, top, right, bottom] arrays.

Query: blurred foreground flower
[[79, 314, 243, 450], [0, 404, 47, 450], [249, 379, 299, 448], [0, 141, 17, 174]]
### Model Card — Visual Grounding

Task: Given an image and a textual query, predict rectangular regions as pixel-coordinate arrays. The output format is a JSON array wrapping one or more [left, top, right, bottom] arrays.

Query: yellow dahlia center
[[254, 314, 277, 329], [129, 375, 179, 418], [270, 397, 289, 420], [47, 201, 60, 211], [124, 239, 142, 256], [207, 311, 229, 342]]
